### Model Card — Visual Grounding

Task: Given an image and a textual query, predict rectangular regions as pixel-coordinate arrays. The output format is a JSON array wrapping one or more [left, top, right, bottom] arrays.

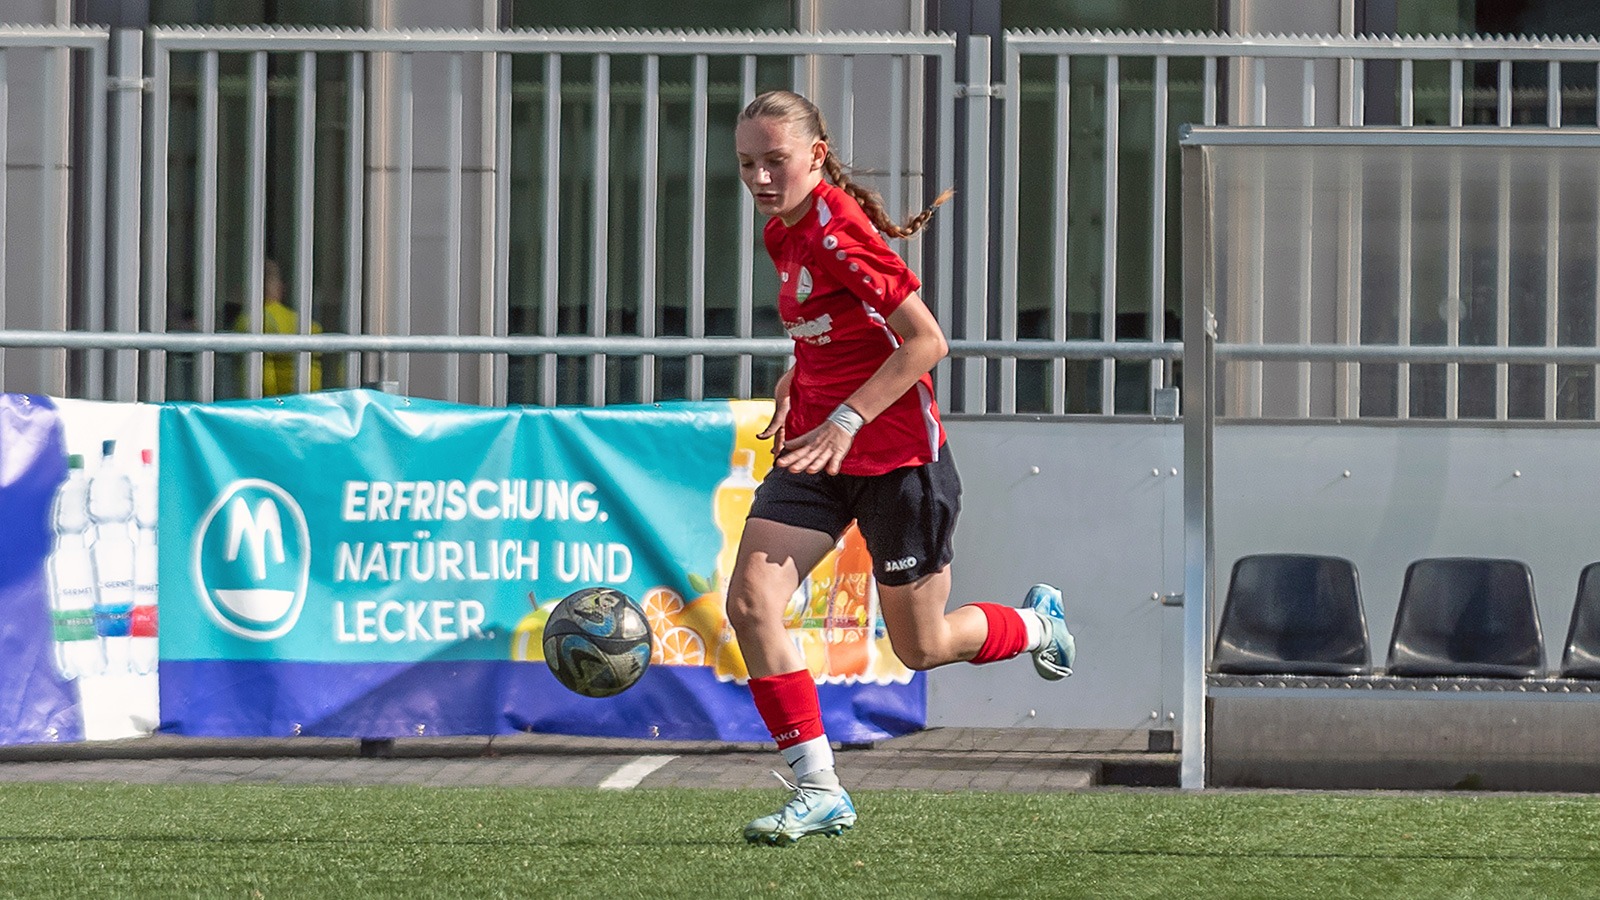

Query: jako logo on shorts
[[192, 479, 311, 641]]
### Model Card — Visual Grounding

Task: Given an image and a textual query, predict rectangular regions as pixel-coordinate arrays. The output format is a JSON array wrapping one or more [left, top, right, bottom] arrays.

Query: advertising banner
[[0, 395, 162, 745], [158, 390, 921, 743]]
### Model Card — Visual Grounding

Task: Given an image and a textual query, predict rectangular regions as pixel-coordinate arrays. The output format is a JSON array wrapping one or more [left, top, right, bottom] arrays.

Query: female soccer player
[[729, 90, 1077, 845]]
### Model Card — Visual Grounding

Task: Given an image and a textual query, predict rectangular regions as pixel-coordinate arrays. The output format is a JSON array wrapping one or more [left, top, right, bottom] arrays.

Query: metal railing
[[9, 27, 1600, 418]]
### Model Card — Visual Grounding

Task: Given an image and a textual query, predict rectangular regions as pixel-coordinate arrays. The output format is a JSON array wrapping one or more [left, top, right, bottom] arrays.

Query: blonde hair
[[738, 90, 952, 239]]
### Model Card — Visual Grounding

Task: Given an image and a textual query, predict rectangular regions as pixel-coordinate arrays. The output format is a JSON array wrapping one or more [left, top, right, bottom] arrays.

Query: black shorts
[[746, 447, 961, 586]]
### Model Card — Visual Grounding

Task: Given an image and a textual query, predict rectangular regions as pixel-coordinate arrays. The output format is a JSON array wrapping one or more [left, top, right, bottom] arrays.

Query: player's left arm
[[776, 292, 947, 475]]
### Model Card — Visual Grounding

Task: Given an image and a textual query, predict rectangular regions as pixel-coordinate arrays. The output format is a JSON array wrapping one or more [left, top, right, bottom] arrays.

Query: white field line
[[598, 754, 678, 790]]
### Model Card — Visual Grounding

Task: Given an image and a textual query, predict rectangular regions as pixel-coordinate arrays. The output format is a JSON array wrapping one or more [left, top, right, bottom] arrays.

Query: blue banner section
[[0, 395, 82, 744], [159, 389, 924, 741], [158, 660, 924, 743]]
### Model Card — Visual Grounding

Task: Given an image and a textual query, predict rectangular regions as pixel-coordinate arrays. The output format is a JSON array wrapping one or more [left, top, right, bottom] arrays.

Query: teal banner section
[[160, 390, 732, 665]]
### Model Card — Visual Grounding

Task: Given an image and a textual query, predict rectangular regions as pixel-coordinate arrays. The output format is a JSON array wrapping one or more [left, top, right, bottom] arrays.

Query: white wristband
[[827, 403, 866, 437]]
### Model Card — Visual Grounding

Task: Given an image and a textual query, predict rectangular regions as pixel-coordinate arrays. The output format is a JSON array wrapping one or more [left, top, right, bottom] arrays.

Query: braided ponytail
[[738, 90, 952, 239]]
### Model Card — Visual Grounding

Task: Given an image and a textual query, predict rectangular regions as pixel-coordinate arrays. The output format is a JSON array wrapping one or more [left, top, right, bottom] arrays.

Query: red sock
[[749, 669, 825, 749], [968, 602, 1028, 664]]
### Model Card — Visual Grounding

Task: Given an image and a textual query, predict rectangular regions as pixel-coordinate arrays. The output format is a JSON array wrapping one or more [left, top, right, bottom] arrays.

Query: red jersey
[[763, 180, 946, 476]]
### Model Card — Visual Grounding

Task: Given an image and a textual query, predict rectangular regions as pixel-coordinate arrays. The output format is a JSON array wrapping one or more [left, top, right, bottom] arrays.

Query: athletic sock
[[1021, 607, 1047, 652], [750, 669, 836, 781], [967, 602, 1030, 664]]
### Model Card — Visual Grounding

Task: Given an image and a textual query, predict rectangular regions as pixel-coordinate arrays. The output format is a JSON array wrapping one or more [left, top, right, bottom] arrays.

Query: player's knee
[[889, 639, 945, 672], [724, 578, 783, 636]]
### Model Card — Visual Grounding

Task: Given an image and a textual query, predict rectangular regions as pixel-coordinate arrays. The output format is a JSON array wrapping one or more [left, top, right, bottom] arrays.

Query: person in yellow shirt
[[234, 258, 322, 395]]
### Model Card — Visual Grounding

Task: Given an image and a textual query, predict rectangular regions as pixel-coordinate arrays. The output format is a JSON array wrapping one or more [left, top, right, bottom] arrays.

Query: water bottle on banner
[[88, 440, 135, 674], [130, 449, 159, 675], [46, 454, 102, 680]]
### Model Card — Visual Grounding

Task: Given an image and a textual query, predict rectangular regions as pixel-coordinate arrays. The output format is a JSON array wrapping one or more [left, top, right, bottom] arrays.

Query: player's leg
[[726, 481, 858, 844], [861, 449, 1075, 677], [877, 570, 1075, 678]]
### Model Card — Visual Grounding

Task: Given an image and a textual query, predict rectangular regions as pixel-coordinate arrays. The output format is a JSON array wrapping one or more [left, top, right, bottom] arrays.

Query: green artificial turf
[[0, 784, 1595, 898]]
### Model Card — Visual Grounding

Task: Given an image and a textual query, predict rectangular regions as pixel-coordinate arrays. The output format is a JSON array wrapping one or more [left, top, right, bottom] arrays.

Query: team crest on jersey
[[795, 266, 813, 303]]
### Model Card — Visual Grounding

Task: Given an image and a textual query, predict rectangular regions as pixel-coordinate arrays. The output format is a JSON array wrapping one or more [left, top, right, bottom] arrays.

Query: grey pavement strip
[[0, 728, 1177, 792]]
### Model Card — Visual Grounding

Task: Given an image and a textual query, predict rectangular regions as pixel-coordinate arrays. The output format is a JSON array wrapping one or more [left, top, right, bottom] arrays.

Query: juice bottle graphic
[[825, 524, 872, 679], [712, 448, 760, 596]]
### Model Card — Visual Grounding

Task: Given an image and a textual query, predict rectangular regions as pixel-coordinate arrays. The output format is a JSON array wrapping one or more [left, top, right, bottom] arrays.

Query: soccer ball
[[542, 587, 652, 697]]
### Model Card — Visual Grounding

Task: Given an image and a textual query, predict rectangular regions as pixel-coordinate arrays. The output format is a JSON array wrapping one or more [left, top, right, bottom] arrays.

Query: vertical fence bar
[[1251, 54, 1265, 124], [1149, 55, 1169, 406], [1203, 56, 1217, 126], [294, 51, 317, 395], [0, 51, 7, 382], [1449, 59, 1463, 126], [1498, 59, 1511, 126], [1100, 55, 1119, 415], [836, 55, 854, 165], [143, 41, 170, 399], [541, 53, 561, 407], [490, 51, 510, 404], [1545, 147, 1561, 421], [1339, 144, 1363, 417], [1050, 54, 1070, 415], [933, 45, 955, 408], [38, 40, 63, 395], [1446, 148, 1462, 419], [444, 52, 464, 403], [1397, 147, 1413, 419], [394, 52, 413, 394], [997, 44, 1020, 414], [689, 54, 708, 401], [196, 50, 218, 400], [1495, 152, 1511, 419], [888, 55, 905, 245], [961, 37, 990, 414], [1297, 59, 1315, 417], [641, 54, 661, 403], [242, 50, 267, 399], [109, 35, 140, 401], [588, 54, 610, 405], [109, 32, 144, 395], [1400, 58, 1414, 126], [1248, 128, 1266, 417], [85, 44, 110, 398], [1546, 62, 1561, 420], [736, 54, 756, 399], [344, 51, 366, 390]]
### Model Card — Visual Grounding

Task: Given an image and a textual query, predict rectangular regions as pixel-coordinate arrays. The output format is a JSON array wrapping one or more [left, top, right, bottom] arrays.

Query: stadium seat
[[1559, 562, 1600, 679], [1385, 558, 1544, 678], [1212, 554, 1370, 676]]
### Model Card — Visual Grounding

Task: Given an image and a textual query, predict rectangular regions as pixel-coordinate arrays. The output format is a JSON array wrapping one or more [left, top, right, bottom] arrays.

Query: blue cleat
[[1023, 583, 1076, 680], [742, 773, 857, 846]]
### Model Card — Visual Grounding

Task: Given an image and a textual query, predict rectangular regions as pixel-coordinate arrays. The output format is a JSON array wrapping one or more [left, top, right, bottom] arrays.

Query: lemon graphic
[[510, 602, 555, 662]]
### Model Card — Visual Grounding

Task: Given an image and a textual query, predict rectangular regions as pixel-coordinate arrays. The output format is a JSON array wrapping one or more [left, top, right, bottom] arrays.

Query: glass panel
[[1205, 142, 1600, 421]]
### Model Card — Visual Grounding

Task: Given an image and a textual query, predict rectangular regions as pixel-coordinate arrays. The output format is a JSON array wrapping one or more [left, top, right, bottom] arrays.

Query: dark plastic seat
[[1559, 562, 1600, 679], [1385, 558, 1543, 678], [1212, 554, 1370, 676]]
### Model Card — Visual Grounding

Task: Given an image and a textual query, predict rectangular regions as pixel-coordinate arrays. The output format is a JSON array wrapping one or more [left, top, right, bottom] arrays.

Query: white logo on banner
[[192, 479, 311, 641]]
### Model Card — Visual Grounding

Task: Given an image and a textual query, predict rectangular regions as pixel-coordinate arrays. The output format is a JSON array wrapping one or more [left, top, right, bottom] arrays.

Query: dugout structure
[[1180, 127, 1600, 790]]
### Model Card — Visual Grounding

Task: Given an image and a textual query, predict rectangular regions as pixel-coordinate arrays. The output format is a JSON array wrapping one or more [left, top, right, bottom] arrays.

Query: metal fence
[[10, 27, 1600, 418]]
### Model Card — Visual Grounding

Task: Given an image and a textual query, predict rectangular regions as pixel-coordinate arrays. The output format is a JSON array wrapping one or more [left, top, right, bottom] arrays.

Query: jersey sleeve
[[814, 205, 921, 316]]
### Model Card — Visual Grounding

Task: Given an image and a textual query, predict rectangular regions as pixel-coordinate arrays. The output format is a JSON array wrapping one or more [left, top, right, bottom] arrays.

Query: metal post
[[1179, 138, 1212, 790]]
